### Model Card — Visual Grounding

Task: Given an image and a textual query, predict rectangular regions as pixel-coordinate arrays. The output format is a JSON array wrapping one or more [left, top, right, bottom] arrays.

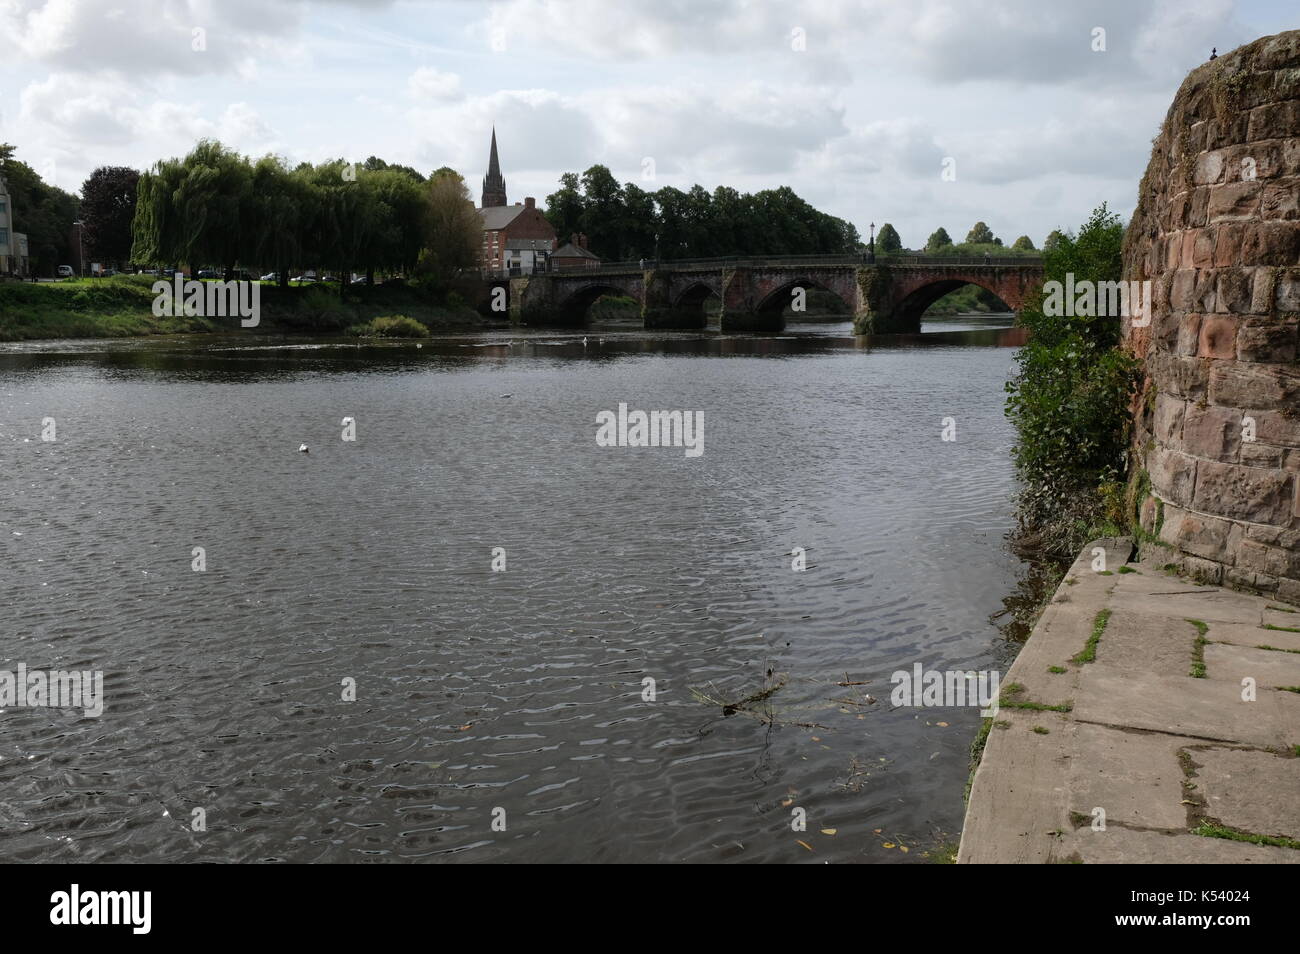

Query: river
[[0, 314, 1031, 863]]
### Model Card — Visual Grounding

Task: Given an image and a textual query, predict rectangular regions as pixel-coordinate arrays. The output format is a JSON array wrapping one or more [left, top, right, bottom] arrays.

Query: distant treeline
[[544, 165, 860, 262]]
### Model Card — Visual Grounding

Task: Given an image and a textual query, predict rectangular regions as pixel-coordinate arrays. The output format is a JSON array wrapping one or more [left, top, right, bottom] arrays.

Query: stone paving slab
[[1203, 642, 1300, 688], [1093, 611, 1200, 675], [1055, 827, 1300, 864], [958, 709, 1073, 864], [961, 538, 1300, 864], [1073, 665, 1300, 748], [998, 600, 1092, 708], [1261, 606, 1300, 630], [1192, 746, 1300, 841], [1066, 723, 1189, 830], [1107, 585, 1272, 625], [1207, 621, 1300, 652]]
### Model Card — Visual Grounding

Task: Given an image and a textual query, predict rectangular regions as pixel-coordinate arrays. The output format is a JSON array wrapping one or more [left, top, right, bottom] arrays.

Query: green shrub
[[348, 314, 428, 337], [1004, 204, 1140, 556]]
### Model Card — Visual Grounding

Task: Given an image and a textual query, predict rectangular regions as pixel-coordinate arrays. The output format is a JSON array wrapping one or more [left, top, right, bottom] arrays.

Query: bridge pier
[[643, 271, 707, 329]]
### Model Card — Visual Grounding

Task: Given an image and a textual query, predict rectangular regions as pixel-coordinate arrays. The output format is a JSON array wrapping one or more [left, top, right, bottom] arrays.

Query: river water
[[0, 314, 1030, 863]]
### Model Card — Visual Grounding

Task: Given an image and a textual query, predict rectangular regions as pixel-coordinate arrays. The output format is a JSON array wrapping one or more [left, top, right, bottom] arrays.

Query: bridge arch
[[891, 277, 1013, 326], [754, 278, 855, 317], [672, 280, 720, 310], [555, 280, 640, 321]]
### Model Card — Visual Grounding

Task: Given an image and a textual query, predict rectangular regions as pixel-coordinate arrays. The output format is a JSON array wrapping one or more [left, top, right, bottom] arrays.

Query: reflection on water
[[0, 315, 1029, 863]]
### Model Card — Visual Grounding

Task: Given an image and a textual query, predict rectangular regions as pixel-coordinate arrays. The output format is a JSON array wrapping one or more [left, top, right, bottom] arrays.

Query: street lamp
[[867, 221, 876, 264], [73, 219, 85, 277]]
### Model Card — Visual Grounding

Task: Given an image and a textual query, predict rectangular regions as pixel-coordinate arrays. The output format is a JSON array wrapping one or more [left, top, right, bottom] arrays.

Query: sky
[[0, 0, 1295, 247]]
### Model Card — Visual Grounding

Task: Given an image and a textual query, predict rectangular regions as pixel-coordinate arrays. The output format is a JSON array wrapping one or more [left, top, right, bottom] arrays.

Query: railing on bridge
[[550, 252, 1042, 274]]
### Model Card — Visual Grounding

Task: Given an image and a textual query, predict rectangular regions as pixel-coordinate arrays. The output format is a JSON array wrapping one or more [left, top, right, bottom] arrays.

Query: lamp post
[[73, 219, 85, 277], [867, 221, 876, 264]]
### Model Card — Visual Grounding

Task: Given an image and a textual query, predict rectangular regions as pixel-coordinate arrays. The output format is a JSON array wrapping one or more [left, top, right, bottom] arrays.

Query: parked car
[[350, 276, 369, 285], [57, 265, 74, 278], [319, 274, 339, 283], [260, 272, 279, 282], [290, 275, 316, 284], [196, 269, 219, 280]]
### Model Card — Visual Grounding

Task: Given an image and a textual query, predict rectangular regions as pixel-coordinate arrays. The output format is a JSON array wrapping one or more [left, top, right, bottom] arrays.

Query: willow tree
[[131, 140, 252, 274], [247, 155, 304, 287]]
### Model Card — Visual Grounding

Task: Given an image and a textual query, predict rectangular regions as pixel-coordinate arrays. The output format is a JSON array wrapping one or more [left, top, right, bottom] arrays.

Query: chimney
[[524, 196, 535, 209], [570, 233, 579, 248], [580, 232, 589, 249]]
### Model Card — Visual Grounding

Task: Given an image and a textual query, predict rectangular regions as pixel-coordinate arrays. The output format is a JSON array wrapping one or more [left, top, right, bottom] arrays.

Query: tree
[[578, 165, 626, 260], [546, 168, 858, 261], [876, 223, 902, 253], [421, 168, 480, 283], [544, 172, 585, 244], [362, 156, 425, 183], [925, 227, 953, 252], [246, 155, 304, 287], [80, 166, 141, 267], [1012, 235, 1035, 251], [131, 140, 252, 275], [966, 221, 996, 244], [1043, 230, 1065, 252]]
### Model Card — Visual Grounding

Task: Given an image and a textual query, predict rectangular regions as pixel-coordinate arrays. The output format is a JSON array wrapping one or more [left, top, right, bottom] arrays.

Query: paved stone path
[[960, 538, 1300, 863]]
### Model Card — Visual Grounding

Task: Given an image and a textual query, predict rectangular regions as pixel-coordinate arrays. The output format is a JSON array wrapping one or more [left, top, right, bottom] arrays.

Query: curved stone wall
[[1123, 31, 1300, 602]]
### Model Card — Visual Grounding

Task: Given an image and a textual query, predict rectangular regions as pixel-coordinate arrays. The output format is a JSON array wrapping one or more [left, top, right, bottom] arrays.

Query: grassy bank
[[0, 275, 496, 341]]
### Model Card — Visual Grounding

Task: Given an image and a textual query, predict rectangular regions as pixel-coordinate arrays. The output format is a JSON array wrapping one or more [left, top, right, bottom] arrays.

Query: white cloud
[[407, 67, 463, 101]]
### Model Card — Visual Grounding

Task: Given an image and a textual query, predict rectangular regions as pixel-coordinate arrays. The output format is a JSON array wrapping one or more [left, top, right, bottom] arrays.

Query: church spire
[[481, 126, 507, 208]]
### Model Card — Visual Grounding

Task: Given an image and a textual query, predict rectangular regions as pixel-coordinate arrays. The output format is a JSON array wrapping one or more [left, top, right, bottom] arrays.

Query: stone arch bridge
[[498, 256, 1043, 334]]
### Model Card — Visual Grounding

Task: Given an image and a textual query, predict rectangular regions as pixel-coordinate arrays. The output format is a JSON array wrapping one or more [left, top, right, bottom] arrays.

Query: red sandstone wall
[[1123, 31, 1300, 601]]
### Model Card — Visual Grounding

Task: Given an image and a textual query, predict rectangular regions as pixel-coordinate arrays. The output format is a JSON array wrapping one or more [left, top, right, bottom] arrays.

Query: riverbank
[[961, 537, 1300, 863], [0, 276, 495, 341]]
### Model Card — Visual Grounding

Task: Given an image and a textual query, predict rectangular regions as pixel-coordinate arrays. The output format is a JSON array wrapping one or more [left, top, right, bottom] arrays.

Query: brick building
[[0, 172, 31, 277], [477, 128, 556, 276], [552, 233, 600, 270]]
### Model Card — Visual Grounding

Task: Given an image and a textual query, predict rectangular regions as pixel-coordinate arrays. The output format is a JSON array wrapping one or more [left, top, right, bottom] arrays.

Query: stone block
[[1243, 221, 1300, 264], [1215, 270, 1255, 314], [1262, 180, 1300, 220], [1181, 401, 1244, 459], [1153, 392, 1186, 445], [1149, 445, 1198, 507], [1192, 458, 1294, 525], [1236, 317, 1298, 362], [1161, 508, 1242, 562], [1150, 350, 1211, 399], [1176, 313, 1202, 355], [1208, 180, 1262, 221], [1210, 361, 1300, 409]]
